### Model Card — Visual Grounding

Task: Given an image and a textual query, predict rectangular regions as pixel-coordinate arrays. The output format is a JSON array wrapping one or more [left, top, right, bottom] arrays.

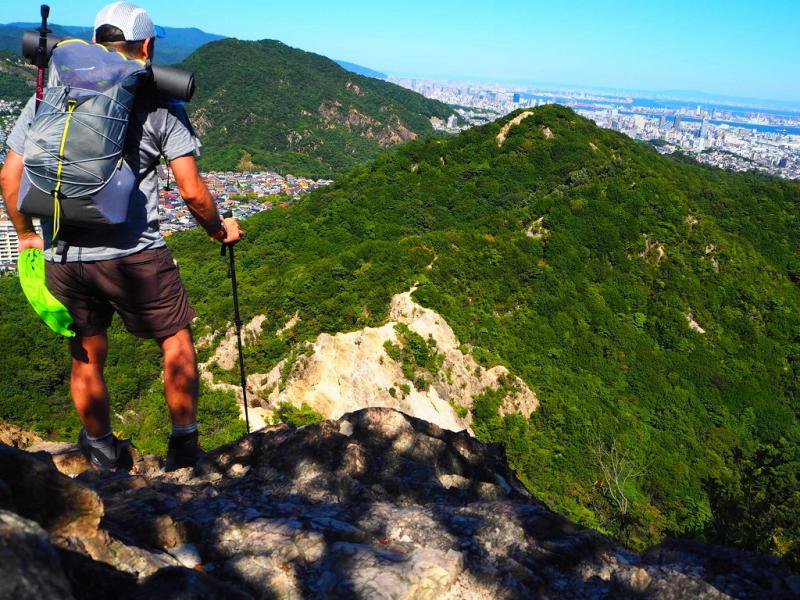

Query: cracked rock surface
[[0, 408, 797, 599]]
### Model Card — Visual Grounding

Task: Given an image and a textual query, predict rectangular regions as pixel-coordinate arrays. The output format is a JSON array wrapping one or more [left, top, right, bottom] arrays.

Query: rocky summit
[[0, 408, 797, 600]]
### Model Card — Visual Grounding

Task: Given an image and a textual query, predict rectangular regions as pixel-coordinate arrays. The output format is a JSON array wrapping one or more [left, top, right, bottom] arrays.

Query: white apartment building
[[0, 220, 43, 264]]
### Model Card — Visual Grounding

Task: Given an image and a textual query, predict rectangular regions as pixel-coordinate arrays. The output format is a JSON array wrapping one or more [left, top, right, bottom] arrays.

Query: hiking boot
[[165, 430, 203, 472], [77, 429, 134, 474]]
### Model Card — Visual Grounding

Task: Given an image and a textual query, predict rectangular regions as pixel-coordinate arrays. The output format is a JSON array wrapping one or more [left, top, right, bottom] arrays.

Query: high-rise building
[[0, 220, 44, 265], [673, 114, 683, 130], [513, 92, 521, 103], [700, 118, 709, 139], [659, 114, 667, 130]]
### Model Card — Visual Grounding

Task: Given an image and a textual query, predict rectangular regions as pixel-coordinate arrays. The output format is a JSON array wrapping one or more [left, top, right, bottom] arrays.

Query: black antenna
[[162, 155, 172, 191], [34, 5, 51, 110]]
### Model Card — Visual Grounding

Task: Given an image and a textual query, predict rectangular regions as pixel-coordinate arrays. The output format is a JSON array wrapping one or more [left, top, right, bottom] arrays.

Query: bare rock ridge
[[1, 408, 798, 599], [201, 286, 538, 433]]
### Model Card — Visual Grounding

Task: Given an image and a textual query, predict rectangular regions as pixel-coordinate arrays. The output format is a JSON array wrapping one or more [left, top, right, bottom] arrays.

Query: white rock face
[[202, 287, 538, 433]]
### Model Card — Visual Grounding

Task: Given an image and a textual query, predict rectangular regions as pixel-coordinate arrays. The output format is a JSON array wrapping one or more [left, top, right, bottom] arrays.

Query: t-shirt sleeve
[[161, 102, 202, 160], [5, 95, 37, 155]]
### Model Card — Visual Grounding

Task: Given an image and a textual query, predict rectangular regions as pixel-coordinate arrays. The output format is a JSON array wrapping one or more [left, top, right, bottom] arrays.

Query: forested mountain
[[0, 50, 35, 103], [0, 23, 224, 65], [176, 39, 457, 177], [0, 106, 798, 568]]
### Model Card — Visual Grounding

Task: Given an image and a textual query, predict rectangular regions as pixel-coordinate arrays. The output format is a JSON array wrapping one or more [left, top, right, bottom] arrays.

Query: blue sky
[[3, 0, 798, 102]]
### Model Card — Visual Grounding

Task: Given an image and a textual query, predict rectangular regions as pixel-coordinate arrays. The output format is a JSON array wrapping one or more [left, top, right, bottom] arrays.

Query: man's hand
[[0, 150, 40, 248], [18, 231, 44, 252], [221, 216, 244, 245]]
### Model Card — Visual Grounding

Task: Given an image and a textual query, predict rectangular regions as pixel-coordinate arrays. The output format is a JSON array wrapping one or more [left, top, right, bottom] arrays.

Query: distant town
[[393, 78, 800, 181], [155, 167, 333, 235], [0, 162, 332, 270], [2, 75, 800, 269]]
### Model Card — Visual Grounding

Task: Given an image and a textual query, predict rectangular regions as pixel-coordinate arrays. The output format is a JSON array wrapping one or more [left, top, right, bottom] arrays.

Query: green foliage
[[272, 402, 324, 426], [177, 39, 455, 177], [450, 400, 468, 419], [0, 50, 35, 103], [383, 340, 403, 361], [387, 323, 444, 390], [1, 105, 798, 564]]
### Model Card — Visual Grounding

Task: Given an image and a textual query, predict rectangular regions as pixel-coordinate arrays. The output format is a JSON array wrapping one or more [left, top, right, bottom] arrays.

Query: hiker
[[0, 2, 243, 473]]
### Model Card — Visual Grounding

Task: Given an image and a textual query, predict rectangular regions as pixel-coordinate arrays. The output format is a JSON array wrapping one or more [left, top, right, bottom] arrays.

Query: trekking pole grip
[[219, 209, 233, 256]]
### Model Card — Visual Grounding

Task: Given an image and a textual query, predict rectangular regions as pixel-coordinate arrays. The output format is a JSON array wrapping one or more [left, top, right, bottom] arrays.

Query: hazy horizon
[[2, 0, 798, 104]]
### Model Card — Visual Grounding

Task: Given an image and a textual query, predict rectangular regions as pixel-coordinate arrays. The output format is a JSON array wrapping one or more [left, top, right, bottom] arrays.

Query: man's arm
[[169, 154, 243, 244], [0, 150, 44, 252]]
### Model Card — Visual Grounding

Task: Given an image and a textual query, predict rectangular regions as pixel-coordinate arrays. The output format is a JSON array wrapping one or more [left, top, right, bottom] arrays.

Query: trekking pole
[[220, 211, 250, 433], [34, 5, 51, 111]]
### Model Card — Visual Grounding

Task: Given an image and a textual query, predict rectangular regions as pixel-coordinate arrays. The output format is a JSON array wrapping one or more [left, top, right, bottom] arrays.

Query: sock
[[172, 422, 198, 437], [86, 431, 116, 461]]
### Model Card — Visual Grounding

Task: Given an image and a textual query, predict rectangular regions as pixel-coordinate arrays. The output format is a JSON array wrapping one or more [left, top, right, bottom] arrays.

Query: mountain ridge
[[1, 105, 798, 568], [0, 22, 224, 64], [176, 38, 456, 177]]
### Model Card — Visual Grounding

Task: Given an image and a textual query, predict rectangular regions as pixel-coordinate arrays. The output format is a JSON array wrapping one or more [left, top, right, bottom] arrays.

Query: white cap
[[94, 2, 161, 42]]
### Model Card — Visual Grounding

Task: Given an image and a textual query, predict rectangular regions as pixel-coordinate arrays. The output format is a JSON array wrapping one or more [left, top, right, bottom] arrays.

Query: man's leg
[[69, 334, 111, 437], [158, 327, 199, 425], [159, 327, 203, 470], [70, 333, 132, 472]]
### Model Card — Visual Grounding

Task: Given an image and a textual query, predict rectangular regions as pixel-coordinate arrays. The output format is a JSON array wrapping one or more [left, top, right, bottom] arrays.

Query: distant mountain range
[[0, 22, 224, 64], [335, 60, 387, 80], [176, 38, 456, 176]]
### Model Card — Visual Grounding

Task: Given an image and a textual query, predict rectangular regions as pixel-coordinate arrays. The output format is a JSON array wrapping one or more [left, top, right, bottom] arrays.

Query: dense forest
[[0, 49, 34, 103], [176, 39, 457, 177], [0, 105, 797, 568]]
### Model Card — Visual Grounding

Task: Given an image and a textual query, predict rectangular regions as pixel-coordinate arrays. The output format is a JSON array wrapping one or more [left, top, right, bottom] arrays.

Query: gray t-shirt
[[6, 94, 200, 262]]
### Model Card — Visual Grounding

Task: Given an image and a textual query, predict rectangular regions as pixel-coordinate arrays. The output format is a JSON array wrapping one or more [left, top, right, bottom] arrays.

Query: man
[[0, 2, 243, 473]]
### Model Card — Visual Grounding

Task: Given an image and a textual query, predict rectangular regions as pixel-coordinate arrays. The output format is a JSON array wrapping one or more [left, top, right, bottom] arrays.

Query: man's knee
[[160, 328, 198, 378], [70, 334, 108, 367]]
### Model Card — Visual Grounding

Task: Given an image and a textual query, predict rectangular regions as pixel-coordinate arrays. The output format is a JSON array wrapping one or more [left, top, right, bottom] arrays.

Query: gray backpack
[[19, 39, 151, 232]]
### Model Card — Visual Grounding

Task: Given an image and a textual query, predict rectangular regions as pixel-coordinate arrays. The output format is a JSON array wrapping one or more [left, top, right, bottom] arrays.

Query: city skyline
[[1, 0, 798, 104]]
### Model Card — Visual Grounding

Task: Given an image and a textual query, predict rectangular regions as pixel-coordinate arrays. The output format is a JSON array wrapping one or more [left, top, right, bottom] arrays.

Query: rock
[[786, 575, 800, 594], [27, 441, 89, 476], [611, 566, 652, 594], [136, 566, 252, 600], [0, 443, 102, 537], [213, 287, 538, 434], [168, 543, 203, 568], [4, 408, 798, 600], [0, 422, 42, 448], [0, 510, 75, 600]]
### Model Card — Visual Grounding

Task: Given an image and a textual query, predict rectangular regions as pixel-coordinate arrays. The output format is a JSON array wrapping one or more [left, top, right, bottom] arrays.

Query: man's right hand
[[18, 231, 44, 252], [221, 216, 244, 245]]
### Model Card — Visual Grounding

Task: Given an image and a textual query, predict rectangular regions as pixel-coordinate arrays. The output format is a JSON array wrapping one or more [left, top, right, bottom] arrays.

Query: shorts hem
[[129, 311, 196, 341]]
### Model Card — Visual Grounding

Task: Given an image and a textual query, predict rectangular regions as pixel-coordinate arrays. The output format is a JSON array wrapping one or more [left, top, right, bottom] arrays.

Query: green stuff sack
[[18, 248, 75, 337]]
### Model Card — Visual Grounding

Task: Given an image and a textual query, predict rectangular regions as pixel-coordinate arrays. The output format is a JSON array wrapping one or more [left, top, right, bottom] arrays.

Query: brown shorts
[[45, 246, 196, 339]]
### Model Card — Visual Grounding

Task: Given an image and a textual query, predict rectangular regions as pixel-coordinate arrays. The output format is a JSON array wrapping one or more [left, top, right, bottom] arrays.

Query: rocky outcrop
[[0, 444, 102, 537], [0, 510, 75, 600], [496, 110, 535, 146], [0, 408, 796, 599], [203, 287, 537, 434], [0, 422, 42, 448]]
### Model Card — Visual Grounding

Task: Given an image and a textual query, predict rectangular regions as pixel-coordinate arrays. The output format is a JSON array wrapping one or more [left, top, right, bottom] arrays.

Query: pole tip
[[41, 4, 50, 19]]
